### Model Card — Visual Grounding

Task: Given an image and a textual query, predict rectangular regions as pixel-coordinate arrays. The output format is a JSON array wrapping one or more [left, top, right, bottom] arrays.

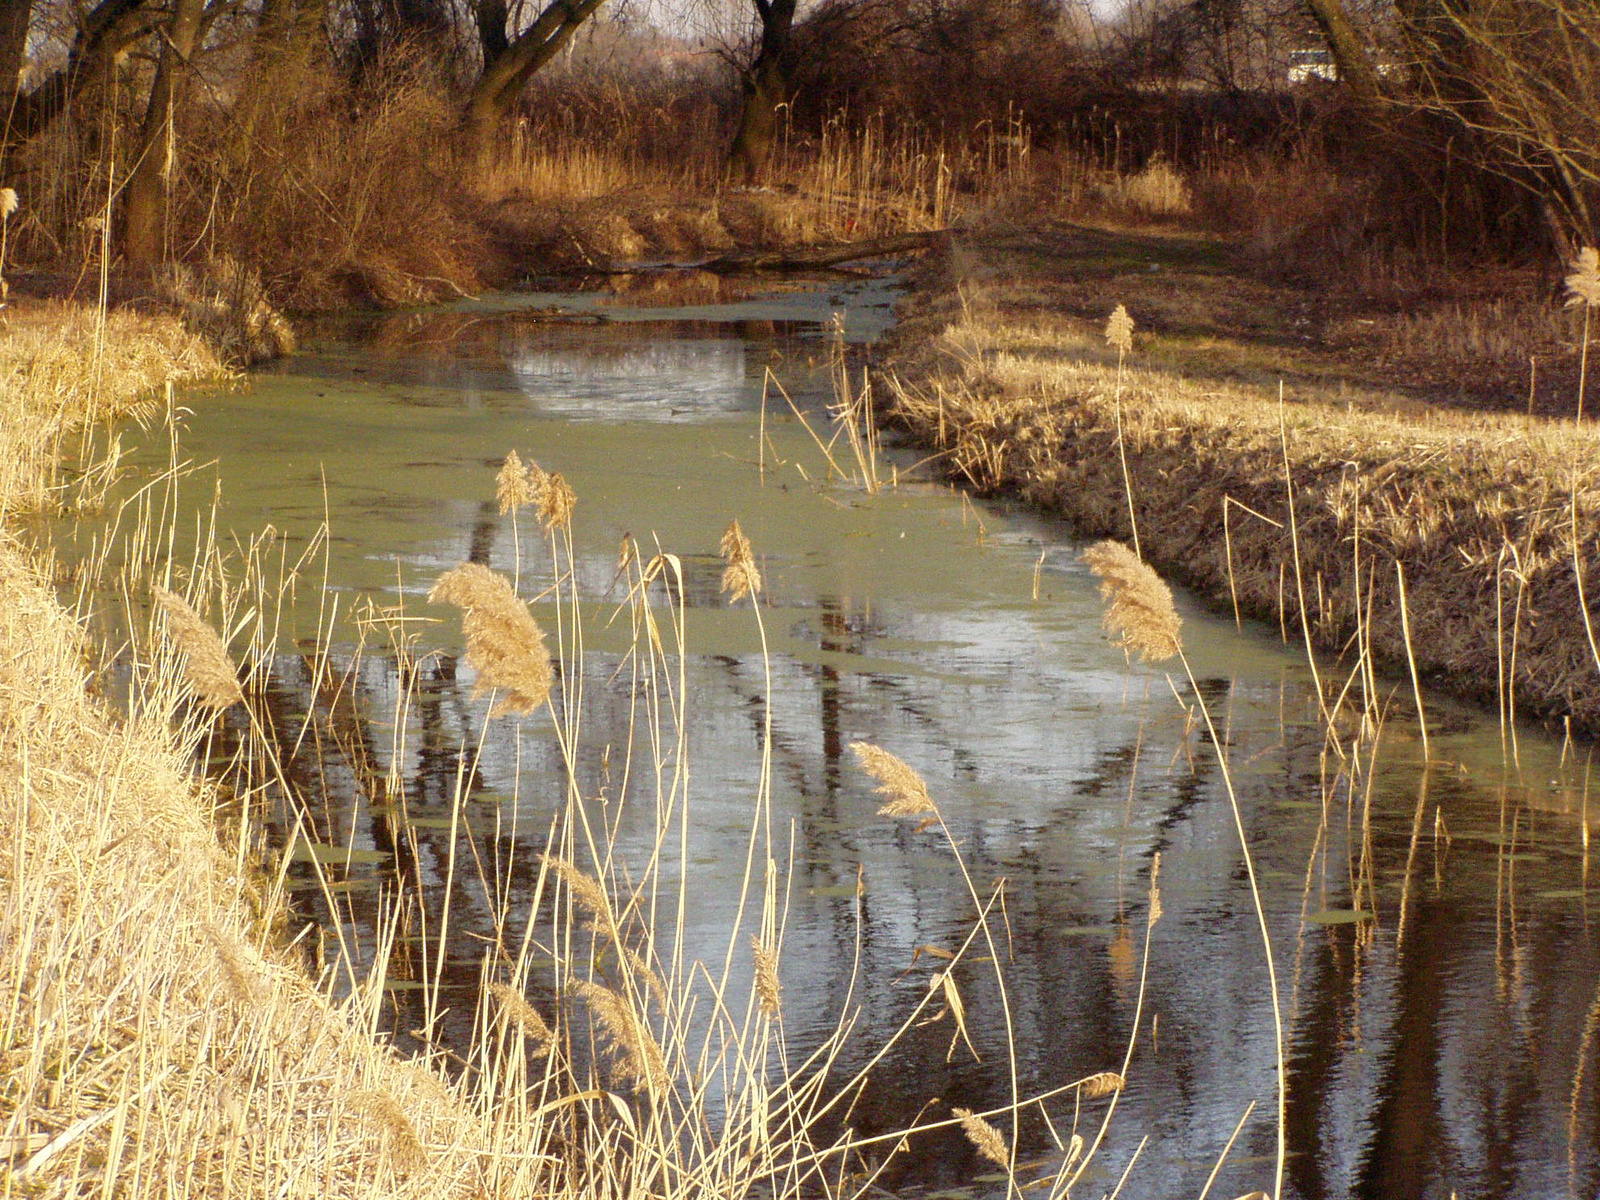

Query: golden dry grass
[[0, 300, 220, 513], [0, 305, 510, 1199], [883, 236, 1600, 731]]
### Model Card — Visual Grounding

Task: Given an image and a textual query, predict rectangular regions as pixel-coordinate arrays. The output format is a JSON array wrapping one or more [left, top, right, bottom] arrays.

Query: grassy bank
[[0, 310, 504, 1196], [879, 224, 1600, 737]]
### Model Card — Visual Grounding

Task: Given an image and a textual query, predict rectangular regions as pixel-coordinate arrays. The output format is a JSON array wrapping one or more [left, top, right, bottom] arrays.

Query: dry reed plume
[[429, 563, 553, 716], [752, 936, 783, 1018], [1079, 1071, 1126, 1099], [1080, 541, 1182, 663], [1147, 851, 1163, 926], [538, 470, 576, 533], [850, 741, 936, 817], [1105, 304, 1134, 355], [496, 449, 538, 513], [571, 980, 668, 1091], [720, 518, 763, 601], [540, 852, 617, 934], [0, 186, 16, 305], [151, 585, 246, 709], [488, 983, 556, 1054], [1566, 248, 1600, 309], [349, 1090, 428, 1175], [953, 1107, 1009, 1167]]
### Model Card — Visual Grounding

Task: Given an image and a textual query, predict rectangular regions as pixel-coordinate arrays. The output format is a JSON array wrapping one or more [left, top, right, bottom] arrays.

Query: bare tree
[[727, 0, 796, 179], [123, 0, 208, 265], [0, 0, 29, 169], [464, 0, 611, 152], [1395, 0, 1600, 251]]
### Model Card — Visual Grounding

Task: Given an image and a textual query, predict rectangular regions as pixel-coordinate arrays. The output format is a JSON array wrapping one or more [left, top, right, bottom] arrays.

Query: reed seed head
[[496, 449, 537, 514], [349, 1090, 427, 1175], [720, 519, 762, 601], [952, 1107, 1009, 1167], [1079, 1071, 1126, 1099], [540, 853, 616, 934], [1081, 540, 1182, 663], [429, 563, 553, 716], [202, 922, 263, 1007], [488, 982, 555, 1055], [0, 188, 17, 218], [1105, 304, 1135, 354], [572, 980, 668, 1091], [1567, 247, 1600, 309], [1148, 851, 1163, 926], [538, 470, 577, 532], [850, 741, 936, 817], [752, 936, 782, 1017], [151, 585, 245, 710]]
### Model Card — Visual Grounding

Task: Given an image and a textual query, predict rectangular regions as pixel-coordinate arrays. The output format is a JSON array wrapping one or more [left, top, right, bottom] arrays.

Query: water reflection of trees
[[234, 574, 1600, 1200]]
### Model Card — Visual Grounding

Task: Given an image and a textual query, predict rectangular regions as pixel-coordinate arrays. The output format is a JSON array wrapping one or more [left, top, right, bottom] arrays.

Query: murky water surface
[[57, 270, 1600, 1199]]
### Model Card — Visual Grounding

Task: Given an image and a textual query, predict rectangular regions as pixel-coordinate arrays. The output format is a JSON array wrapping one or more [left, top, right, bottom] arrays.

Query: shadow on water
[[48, 273, 1600, 1200]]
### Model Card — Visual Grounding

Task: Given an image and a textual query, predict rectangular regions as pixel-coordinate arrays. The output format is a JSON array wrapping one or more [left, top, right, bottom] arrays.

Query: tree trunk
[[11, 0, 155, 147], [727, 0, 796, 182], [1303, 0, 1383, 101], [463, 0, 607, 157], [0, 0, 30, 172], [123, 0, 205, 267]]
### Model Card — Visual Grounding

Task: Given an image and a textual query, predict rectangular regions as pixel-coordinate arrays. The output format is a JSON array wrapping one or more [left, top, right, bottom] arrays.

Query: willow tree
[[464, 0, 611, 154], [123, 0, 208, 266], [727, 0, 797, 180]]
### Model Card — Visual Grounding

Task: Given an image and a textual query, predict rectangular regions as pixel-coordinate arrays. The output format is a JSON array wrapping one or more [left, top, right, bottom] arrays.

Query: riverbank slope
[[0, 307, 500, 1196], [879, 221, 1600, 735]]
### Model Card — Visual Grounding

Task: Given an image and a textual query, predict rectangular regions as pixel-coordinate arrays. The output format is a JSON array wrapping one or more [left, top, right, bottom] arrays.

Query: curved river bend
[[60, 272, 1600, 1200]]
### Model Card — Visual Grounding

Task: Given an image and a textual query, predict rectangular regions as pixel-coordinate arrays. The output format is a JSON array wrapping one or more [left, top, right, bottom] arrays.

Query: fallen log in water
[[698, 229, 951, 273]]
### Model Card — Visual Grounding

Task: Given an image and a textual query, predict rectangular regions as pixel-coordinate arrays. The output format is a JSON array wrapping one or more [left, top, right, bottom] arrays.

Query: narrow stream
[[52, 270, 1600, 1200]]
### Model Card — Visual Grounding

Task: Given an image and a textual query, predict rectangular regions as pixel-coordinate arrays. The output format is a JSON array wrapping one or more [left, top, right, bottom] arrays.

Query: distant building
[[1287, 48, 1337, 84]]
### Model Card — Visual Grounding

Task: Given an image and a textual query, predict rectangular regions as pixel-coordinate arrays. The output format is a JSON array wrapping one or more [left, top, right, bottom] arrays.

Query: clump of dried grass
[[151, 585, 246, 710], [0, 301, 220, 513], [1099, 158, 1192, 219], [850, 741, 936, 817], [428, 563, 554, 716], [1080, 541, 1182, 663]]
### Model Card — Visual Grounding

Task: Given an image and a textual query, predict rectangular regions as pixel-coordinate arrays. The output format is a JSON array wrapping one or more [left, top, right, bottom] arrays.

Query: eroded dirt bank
[[877, 222, 1600, 735]]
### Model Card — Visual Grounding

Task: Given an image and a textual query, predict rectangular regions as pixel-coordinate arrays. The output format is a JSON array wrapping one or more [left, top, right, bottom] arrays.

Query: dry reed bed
[[0, 310, 497, 1196], [881, 265, 1600, 734], [0, 302, 218, 513]]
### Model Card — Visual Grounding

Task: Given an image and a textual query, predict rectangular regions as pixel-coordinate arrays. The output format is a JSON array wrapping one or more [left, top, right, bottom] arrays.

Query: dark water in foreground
[[56, 271, 1600, 1199]]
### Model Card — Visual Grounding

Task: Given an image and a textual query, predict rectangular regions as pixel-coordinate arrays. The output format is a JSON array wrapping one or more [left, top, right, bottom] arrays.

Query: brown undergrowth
[[880, 234, 1600, 735]]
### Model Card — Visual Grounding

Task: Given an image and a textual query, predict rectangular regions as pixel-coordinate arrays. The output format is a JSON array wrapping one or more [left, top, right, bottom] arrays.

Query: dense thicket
[[0, 0, 1592, 306]]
